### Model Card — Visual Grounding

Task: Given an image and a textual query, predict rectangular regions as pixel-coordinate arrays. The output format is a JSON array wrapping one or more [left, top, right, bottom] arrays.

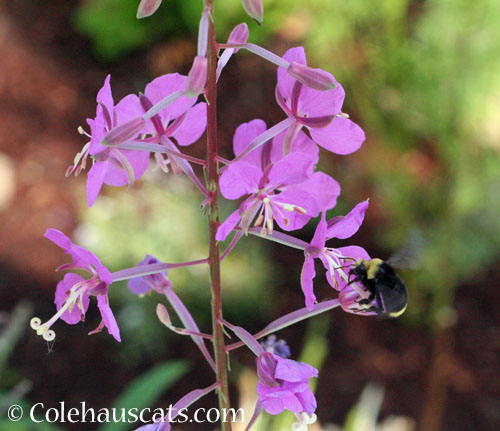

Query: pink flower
[[216, 119, 340, 241], [257, 352, 318, 416], [68, 75, 150, 207], [141, 73, 206, 174], [276, 47, 365, 155], [301, 201, 370, 310], [30, 229, 120, 342]]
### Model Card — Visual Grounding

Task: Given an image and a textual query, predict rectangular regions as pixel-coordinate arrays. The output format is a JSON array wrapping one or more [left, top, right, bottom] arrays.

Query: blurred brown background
[[1, 1, 499, 431]]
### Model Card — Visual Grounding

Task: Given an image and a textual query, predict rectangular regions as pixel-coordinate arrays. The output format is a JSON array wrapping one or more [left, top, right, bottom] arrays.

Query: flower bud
[[241, 0, 264, 24], [136, 0, 162, 19], [228, 23, 249, 53], [186, 56, 207, 97], [102, 117, 145, 147], [287, 62, 337, 91]]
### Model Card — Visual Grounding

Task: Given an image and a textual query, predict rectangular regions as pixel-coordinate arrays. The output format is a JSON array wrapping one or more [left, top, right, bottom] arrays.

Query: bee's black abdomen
[[349, 260, 408, 318]]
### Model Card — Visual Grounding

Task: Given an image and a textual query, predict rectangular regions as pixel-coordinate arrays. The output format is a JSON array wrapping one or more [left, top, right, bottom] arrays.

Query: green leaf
[[98, 360, 190, 431]]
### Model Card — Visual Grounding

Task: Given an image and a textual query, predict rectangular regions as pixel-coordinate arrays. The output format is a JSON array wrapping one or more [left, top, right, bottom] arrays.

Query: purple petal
[[88, 116, 106, 155], [309, 117, 365, 155], [300, 257, 317, 310], [271, 190, 316, 231], [275, 357, 318, 381], [295, 388, 317, 415], [296, 83, 344, 118], [331, 245, 371, 290], [327, 200, 369, 240], [96, 75, 113, 113], [171, 103, 207, 146], [277, 47, 307, 106], [219, 161, 261, 199], [271, 129, 318, 164], [96, 295, 121, 342], [267, 153, 314, 189], [144, 74, 194, 124], [115, 94, 146, 125], [216, 209, 242, 241], [290, 172, 341, 213], [232, 119, 267, 167], [310, 213, 327, 250], [337, 245, 370, 261], [86, 161, 107, 207], [70, 244, 112, 284], [55, 273, 90, 324], [103, 150, 150, 186], [256, 389, 285, 415], [45, 228, 73, 252]]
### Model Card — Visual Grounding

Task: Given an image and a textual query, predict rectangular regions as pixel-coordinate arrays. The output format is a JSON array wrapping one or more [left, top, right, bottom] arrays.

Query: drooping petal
[[274, 357, 318, 382], [327, 200, 369, 240], [309, 117, 365, 155], [295, 389, 317, 415], [219, 161, 261, 199], [55, 273, 90, 324], [216, 209, 242, 241], [86, 161, 107, 207], [300, 257, 317, 310], [96, 295, 121, 342], [171, 103, 207, 146]]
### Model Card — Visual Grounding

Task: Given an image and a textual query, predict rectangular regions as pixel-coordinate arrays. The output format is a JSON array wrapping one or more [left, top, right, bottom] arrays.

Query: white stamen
[[30, 317, 42, 330]]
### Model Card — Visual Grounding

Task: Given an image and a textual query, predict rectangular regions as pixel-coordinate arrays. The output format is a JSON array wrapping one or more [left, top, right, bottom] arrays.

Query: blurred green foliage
[[98, 360, 189, 431], [264, 0, 500, 325], [73, 0, 270, 61]]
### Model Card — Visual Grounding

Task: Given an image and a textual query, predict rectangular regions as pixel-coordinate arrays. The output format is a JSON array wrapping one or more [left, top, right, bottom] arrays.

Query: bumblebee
[[349, 258, 408, 318]]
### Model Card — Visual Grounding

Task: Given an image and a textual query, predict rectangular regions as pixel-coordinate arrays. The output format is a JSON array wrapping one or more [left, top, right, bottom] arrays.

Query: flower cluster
[[32, 2, 405, 431]]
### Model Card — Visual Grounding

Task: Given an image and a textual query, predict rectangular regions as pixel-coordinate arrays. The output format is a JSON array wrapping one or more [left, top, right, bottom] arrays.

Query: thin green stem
[[205, 1, 232, 430]]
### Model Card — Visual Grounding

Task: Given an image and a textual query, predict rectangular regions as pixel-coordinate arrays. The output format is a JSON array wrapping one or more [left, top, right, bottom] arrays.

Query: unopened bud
[[228, 24, 249, 52], [287, 62, 337, 91], [241, 0, 264, 24], [137, 0, 162, 19], [186, 56, 207, 97], [102, 117, 145, 147]]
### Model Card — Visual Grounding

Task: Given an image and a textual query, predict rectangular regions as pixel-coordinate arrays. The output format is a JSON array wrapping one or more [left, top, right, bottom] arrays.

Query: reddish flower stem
[[205, 1, 233, 430]]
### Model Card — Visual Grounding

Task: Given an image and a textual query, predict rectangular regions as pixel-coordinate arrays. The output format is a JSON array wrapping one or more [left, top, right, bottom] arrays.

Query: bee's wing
[[386, 229, 425, 270]]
